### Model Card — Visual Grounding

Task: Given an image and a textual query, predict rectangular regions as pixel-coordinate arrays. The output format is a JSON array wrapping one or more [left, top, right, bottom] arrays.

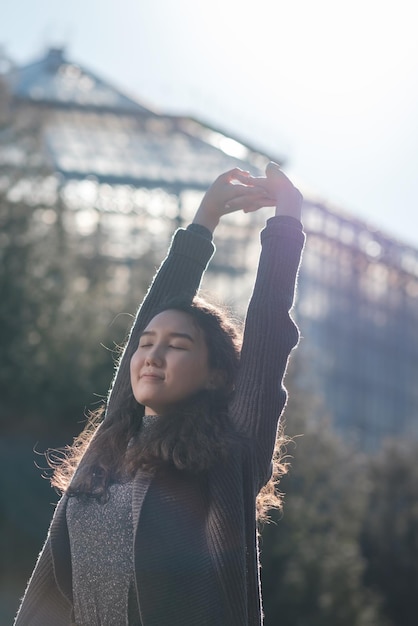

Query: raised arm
[[229, 164, 305, 478], [191, 163, 304, 478], [106, 227, 215, 416]]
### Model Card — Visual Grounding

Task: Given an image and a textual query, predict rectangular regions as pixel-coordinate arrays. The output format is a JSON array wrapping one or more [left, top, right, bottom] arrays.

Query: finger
[[223, 168, 266, 187], [224, 189, 272, 210], [265, 162, 293, 186], [230, 172, 259, 185], [243, 199, 276, 212], [266, 161, 282, 176], [226, 184, 271, 199], [225, 194, 276, 213], [246, 178, 270, 192], [218, 168, 250, 183], [264, 164, 302, 203]]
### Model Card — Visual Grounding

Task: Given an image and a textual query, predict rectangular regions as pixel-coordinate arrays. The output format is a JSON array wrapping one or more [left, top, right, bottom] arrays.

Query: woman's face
[[130, 310, 213, 415]]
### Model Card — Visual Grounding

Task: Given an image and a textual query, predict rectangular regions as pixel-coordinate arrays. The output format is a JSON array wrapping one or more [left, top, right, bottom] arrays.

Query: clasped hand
[[194, 162, 303, 232]]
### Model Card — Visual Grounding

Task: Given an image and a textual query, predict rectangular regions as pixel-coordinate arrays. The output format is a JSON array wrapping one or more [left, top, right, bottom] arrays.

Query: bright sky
[[2, 0, 418, 246]]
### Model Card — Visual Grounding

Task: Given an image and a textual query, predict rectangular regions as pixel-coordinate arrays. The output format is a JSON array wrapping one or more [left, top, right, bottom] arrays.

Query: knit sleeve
[[105, 228, 215, 417], [14, 537, 72, 626], [229, 216, 305, 480]]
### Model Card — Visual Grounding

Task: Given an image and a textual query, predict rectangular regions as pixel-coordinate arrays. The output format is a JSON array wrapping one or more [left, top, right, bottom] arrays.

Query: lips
[[140, 371, 164, 380]]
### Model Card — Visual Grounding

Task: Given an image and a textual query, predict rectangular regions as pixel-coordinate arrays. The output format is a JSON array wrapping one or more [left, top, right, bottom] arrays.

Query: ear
[[206, 369, 226, 390]]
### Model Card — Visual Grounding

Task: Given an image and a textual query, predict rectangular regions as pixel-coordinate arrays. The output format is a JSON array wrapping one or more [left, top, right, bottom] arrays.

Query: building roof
[[43, 109, 272, 189], [7, 47, 152, 114], [4, 47, 279, 189]]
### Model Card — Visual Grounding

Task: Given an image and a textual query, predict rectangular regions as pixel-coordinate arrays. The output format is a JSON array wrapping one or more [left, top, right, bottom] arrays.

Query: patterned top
[[66, 480, 141, 625], [65, 416, 161, 625]]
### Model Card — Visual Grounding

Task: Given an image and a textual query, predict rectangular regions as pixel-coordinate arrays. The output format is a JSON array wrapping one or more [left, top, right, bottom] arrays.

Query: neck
[[142, 414, 160, 427]]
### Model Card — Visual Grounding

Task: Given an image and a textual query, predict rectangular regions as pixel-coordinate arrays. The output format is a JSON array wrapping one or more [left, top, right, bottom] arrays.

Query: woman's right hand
[[192, 168, 275, 233]]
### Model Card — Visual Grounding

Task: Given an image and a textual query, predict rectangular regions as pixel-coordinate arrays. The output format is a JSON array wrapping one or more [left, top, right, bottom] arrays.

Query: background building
[[298, 201, 418, 447], [1, 47, 418, 448]]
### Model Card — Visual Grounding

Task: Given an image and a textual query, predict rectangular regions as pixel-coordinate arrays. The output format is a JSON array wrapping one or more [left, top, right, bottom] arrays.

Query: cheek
[[187, 356, 210, 385], [171, 353, 206, 381], [130, 351, 141, 376]]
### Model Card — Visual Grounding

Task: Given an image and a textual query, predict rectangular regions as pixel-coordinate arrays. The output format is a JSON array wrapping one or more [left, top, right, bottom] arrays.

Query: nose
[[145, 345, 164, 366]]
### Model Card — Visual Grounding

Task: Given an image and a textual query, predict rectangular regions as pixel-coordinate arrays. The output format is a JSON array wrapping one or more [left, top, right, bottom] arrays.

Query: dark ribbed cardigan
[[14, 216, 305, 626]]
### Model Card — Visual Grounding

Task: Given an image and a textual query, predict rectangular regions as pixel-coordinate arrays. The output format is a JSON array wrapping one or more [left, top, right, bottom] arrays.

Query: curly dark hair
[[49, 297, 288, 520]]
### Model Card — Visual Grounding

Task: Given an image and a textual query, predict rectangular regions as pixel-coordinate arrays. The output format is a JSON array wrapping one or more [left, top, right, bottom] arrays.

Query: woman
[[14, 163, 305, 625]]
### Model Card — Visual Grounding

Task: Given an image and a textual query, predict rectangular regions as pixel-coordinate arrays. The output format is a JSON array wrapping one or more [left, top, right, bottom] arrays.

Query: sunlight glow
[[206, 131, 249, 159]]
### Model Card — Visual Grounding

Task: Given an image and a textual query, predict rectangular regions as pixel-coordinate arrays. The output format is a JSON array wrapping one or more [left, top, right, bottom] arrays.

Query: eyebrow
[[139, 330, 195, 342]]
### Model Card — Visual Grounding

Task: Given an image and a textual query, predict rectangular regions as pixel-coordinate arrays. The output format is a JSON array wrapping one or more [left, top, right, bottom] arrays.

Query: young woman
[[14, 163, 305, 626]]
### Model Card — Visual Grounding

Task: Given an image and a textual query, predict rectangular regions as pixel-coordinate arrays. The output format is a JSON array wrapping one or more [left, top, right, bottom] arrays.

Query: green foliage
[[361, 438, 418, 626], [0, 177, 156, 618], [260, 374, 388, 626], [0, 162, 160, 437], [0, 189, 120, 435], [0, 90, 161, 621]]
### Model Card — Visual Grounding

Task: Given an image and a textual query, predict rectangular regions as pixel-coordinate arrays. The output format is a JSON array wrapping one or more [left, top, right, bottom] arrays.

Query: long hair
[[49, 297, 288, 519]]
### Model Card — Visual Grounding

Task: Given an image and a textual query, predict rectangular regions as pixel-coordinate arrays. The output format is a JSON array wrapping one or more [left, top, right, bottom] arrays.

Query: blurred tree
[[361, 438, 418, 626], [0, 74, 157, 438], [260, 363, 389, 626]]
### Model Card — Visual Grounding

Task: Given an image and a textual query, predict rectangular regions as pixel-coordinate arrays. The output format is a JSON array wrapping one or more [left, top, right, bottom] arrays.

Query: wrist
[[275, 205, 302, 220], [274, 188, 303, 221], [187, 223, 213, 240], [192, 206, 220, 234]]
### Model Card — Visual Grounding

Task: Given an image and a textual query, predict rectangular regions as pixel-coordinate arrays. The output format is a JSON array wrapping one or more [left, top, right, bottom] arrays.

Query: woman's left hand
[[264, 162, 303, 220], [193, 168, 276, 232]]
